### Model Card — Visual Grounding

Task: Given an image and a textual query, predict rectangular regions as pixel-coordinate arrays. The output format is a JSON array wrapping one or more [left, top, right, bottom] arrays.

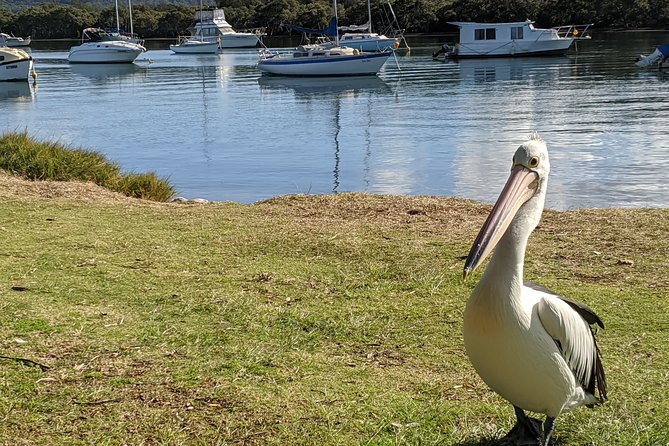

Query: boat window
[[0, 56, 3, 61], [475, 28, 497, 40], [511, 26, 523, 40]]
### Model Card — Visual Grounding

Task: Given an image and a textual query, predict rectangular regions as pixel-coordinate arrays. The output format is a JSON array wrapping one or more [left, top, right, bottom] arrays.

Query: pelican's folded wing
[[537, 294, 607, 403]]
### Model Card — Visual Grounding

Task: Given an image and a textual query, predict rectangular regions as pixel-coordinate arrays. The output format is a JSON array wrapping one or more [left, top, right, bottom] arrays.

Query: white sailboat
[[257, 0, 391, 77], [338, 0, 401, 52], [170, 0, 220, 54], [68, 0, 145, 64]]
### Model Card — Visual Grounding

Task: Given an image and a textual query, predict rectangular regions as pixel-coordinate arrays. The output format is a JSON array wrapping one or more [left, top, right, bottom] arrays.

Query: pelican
[[462, 134, 607, 445]]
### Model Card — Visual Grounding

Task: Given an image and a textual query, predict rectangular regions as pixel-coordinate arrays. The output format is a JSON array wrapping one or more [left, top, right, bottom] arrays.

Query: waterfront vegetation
[[0, 132, 174, 202], [0, 0, 668, 40], [0, 169, 667, 444]]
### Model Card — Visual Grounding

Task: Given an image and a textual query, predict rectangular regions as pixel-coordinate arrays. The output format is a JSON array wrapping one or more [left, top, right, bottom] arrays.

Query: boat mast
[[115, 0, 121, 34], [332, 0, 339, 45], [367, 0, 372, 33], [128, 0, 134, 37]]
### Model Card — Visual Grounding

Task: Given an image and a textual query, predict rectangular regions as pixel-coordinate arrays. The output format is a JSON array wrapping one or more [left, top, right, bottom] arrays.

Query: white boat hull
[[339, 34, 398, 52], [170, 40, 219, 54], [257, 51, 391, 76], [456, 38, 573, 58], [0, 48, 33, 81], [68, 41, 145, 64], [218, 34, 261, 48]]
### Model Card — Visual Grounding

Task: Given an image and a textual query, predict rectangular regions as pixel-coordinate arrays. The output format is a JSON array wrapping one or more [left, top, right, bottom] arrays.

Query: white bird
[[462, 133, 607, 446]]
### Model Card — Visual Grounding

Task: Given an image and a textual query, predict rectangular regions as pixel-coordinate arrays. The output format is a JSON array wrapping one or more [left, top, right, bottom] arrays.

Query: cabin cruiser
[[68, 28, 145, 64], [0, 33, 31, 47], [186, 9, 262, 49], [433, 20, 592, 59], [0, 47, 34, 81]]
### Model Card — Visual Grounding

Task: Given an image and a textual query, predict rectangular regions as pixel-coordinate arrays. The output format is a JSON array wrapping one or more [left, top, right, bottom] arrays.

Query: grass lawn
[[0, 173, 667, 445]]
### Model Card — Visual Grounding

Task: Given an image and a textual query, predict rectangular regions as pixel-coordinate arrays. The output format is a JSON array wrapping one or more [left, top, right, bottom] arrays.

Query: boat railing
[[553, 24, 593, 40]]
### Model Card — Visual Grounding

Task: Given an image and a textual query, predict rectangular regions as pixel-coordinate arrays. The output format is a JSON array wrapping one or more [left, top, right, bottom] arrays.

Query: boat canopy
[[658, 44, 669, 57], [282, 17, 338, 37], [339, 21, 371, 32]]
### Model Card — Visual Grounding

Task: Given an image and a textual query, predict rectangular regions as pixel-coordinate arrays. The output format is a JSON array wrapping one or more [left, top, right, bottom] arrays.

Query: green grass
[[0, 187, 667, 445], [0, 131, 174, 201]]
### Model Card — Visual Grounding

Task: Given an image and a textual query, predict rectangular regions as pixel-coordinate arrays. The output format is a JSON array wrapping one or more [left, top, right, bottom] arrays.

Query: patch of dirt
[[0, 172, 138, 203]]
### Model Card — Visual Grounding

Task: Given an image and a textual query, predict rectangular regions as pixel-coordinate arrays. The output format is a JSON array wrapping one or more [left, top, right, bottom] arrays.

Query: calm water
[[2, 32, 668, 209]]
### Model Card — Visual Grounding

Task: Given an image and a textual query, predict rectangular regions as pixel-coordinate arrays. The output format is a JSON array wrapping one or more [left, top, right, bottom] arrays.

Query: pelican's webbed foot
[[502, 406, 543, 445]]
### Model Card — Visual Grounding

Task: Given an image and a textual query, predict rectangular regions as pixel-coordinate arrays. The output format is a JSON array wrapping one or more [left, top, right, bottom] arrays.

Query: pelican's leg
[[502, 406, 543, 445], [542, 417, 556, 446]]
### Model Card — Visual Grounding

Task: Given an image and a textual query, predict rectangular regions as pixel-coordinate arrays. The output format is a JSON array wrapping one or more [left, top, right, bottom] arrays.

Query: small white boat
[[433, 20, 592, 59], [0, 33, 31, 47], [0, 47, 34, 81], [171, 0, 222, 54], [337, 0, 402, 52], [187, 8, 262, 49], [170, 37, 220, 54], [635, 44, 669, 69], [68, 28, 145, 64], [339, 33, 398, 52]]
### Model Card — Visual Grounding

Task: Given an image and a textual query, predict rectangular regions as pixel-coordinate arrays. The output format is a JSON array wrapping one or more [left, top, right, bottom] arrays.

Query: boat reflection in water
[[0, 81, 33, 101], [257, 75, 391, 97], [69, 62, 141, 81], [453, 56, 571, 82]]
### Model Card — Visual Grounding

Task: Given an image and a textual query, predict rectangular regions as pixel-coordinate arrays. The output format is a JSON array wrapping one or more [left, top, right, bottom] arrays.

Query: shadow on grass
[[456, 436, 564, 446]]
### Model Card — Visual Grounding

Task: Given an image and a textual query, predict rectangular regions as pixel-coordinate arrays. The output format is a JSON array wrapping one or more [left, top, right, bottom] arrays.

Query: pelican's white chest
[[463, 284, 576, 417]]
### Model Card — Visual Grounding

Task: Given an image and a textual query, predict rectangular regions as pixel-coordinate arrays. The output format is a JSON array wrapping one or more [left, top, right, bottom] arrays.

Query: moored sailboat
[[257, 0, 391, 77]]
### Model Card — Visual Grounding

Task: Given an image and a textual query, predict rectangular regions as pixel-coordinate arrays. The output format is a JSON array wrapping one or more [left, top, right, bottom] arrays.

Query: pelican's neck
[[479, 192, 545, 303]]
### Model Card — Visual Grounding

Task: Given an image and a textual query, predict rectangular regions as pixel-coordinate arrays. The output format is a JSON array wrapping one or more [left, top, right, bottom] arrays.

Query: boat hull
[[454, 39, 573, 58], [257, 51, 391, 76], [68, 41, 144, 64], [339, 35, 398, 52], [170, 41, 220, 54], [218, 34, 261, 48], [0, 49, 33, 81]]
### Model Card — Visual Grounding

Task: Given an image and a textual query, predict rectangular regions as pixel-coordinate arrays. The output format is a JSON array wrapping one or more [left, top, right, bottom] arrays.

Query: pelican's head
[[463, 133, 550, 279]]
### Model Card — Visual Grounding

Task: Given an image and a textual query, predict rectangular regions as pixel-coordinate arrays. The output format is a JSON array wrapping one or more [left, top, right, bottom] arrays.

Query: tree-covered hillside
[[0, 0, 667, 39]]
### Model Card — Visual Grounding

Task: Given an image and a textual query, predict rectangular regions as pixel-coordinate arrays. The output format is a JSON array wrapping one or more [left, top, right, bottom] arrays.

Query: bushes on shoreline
[[0, 131, 174, 202]]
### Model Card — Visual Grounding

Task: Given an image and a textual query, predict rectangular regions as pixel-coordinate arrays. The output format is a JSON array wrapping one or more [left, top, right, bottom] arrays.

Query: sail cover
[[282, 17, 338, 37]]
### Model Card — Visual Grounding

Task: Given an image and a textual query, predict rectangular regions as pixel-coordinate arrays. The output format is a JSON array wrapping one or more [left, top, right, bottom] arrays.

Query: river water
[[2, 32, 668, 209]]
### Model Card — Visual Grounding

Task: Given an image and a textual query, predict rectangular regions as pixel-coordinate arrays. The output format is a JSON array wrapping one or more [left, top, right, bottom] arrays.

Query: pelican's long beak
[[463, 165, 539, 280]]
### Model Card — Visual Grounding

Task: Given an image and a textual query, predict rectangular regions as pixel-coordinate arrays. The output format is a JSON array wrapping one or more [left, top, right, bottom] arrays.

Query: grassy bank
[[0, 174, 667, 445], [0, 132, 174, 202]]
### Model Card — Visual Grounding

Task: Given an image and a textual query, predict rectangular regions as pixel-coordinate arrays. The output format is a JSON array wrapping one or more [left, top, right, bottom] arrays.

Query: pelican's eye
[[528, 156, 539, 168]]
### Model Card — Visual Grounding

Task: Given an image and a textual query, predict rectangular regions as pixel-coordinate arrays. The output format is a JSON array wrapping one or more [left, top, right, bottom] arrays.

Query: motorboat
[[171, 0, 222, 54], [337, 0, 402, 52], [0, 47, 34, 81], [433, 20, 592, 59], [186, 8, 262, 49], [635, 44, 669, 70], [0, 33, 31, 47], [170, 37, 220, 54], [68, 28, 145, 64], [258, 1, 392, 77]]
